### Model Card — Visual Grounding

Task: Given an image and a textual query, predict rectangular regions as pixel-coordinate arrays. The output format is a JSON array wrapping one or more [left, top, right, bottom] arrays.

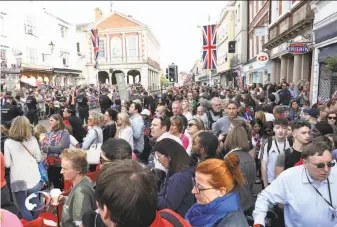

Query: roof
[[96, 10, 146, 27]]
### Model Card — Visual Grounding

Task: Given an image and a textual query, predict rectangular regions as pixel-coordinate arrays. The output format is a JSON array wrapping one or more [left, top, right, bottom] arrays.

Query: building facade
[[77, 9, 161, 91], [0, 1, 82, 91], [311, 1, 337, 104], [230, 0, 249, 88], [264, 0, 314, 86], [243, 0, 271, 85], [216, 2, 235, 86]]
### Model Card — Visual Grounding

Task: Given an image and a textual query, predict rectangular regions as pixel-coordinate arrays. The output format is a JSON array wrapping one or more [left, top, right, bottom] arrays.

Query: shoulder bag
[[86, 129, 103, 164], [21, 143, 48, 183]]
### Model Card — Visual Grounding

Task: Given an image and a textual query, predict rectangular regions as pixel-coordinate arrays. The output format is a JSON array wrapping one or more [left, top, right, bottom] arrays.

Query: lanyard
[[274, 138, 286, 154], [305, 169, 336, 219]]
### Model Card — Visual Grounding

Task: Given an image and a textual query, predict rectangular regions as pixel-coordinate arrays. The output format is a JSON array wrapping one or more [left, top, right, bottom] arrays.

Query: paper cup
[[50, 189, 62, 206]]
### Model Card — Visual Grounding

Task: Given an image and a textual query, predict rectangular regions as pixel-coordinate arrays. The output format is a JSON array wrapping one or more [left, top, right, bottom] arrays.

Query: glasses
[[328, 116, 337, 120], [188, 123, 196, 127], [307, 160, 335, 169], [192, 178, 216, 194], [154, 153, 165, 161]]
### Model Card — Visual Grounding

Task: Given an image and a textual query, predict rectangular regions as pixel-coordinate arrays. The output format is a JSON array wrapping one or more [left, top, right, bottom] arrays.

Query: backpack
[[260, 137, 293, 160], [159, 209, 191, 227]]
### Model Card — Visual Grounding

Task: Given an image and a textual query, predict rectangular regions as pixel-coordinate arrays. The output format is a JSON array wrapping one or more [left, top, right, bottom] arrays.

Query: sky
[[35, 1, 227, 72]]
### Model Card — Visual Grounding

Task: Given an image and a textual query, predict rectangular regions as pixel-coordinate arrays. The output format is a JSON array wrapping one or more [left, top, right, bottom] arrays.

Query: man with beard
[[275, 120, 311, 178], [191, 132, 219, 162], [99, 88, 112, 114], [212, 101, 246, 136]]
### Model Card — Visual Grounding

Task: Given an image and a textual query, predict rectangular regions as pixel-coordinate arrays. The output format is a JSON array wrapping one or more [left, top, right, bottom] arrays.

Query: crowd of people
[[1, 79, 337, 227]]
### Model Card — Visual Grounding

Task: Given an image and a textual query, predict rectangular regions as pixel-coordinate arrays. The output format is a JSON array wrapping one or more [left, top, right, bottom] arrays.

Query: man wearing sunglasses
[[253, 140, 337, 227]]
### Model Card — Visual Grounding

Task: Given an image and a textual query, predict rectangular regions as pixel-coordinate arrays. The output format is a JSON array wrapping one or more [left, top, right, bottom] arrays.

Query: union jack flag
[[91, 29, 100, 69], [202, 24, 217, 70]]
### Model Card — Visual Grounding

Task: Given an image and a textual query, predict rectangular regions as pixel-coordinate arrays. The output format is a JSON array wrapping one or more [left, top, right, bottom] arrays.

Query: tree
[[160, 75, 169, 87]]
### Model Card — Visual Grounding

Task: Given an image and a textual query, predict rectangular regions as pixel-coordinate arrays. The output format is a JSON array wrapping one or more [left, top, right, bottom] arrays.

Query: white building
[[311, 1, 337, 104], [0, 1, 82, 91], [76, 9, 161, 91]]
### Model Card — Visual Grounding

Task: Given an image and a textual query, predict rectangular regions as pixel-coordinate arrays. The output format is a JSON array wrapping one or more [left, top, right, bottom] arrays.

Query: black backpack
[[260, 136, 293, 159]]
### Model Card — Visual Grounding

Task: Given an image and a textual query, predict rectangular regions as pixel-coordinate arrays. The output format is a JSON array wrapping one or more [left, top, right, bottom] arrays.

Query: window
[[0, 49, 6, 60], [76, 42, 80, 53], [111, 37, 122, 58], [61, 52, 69, 66], [98, 39, 105, 58], [60, 25, 68, 38], [26, 47, 37, 64], [237, 4, 240, 23], [126, 36, 138, 57], [24, 15, 36, 36], [0, 15, 4, 35]]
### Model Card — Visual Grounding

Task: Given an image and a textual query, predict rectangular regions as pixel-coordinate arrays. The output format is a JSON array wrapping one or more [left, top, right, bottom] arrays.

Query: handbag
[[21, 143, 49, 183], [86, 129, 102, 164]]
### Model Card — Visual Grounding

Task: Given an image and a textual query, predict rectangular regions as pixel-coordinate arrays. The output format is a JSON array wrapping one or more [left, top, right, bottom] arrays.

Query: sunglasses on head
[[307, 160, 336, 168]]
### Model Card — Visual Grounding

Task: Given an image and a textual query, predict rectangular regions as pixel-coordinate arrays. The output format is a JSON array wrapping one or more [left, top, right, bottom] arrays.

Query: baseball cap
[[303, 108, 320, 118]]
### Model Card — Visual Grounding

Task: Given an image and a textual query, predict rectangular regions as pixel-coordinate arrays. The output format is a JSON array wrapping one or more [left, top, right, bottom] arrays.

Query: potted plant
[[325, 56, 337, 72]]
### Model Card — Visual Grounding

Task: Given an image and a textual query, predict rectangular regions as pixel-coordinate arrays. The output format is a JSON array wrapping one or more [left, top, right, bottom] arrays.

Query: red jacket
[[150, 209, 191, 227]]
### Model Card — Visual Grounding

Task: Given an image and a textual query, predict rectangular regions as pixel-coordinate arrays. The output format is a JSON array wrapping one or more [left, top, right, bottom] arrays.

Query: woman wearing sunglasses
[[327, 112, 337, 134], [185, 154, 249, 227]]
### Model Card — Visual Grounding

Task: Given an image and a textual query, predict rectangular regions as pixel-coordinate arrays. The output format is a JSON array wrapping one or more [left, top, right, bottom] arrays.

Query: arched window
[[111, 37, 122, 58]]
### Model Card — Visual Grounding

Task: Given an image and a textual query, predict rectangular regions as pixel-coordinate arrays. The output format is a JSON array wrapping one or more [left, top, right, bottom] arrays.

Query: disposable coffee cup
[[50, 189, 62, 206]]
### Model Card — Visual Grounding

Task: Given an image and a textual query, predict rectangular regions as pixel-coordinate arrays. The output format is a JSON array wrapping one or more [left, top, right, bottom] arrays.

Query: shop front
[[243, 55, 271, 86]]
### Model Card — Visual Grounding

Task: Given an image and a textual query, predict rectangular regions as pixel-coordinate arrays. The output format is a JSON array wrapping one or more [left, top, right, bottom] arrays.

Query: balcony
[[264, 2, 314, 50], [230, 54, 240, 68]]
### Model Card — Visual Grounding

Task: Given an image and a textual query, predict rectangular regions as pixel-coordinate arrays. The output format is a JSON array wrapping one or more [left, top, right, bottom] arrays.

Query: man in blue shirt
[[253, 138, 337, 227], [129, 102, 145, 156]]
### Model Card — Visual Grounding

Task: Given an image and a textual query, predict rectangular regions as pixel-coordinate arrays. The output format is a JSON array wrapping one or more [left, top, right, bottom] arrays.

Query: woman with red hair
[[185, 154, 249, 227]]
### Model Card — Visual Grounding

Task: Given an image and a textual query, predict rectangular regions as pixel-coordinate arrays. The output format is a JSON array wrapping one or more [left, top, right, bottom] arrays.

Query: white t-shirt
[[264, 112, 275, 122], [259, 139, 291, 183], [118, 126, 134, 150]]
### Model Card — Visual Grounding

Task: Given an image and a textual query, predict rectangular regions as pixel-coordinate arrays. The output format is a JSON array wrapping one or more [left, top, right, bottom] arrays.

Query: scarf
[[185, 193, 240, 227], [41, 130, 65, 157]]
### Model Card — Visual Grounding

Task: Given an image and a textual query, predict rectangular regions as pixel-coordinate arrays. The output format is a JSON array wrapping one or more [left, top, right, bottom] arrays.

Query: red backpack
[[151, 209, 191, 227]]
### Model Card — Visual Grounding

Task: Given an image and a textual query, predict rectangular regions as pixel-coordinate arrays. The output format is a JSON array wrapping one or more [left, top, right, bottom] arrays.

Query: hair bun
[[225, 153, 240, 170]]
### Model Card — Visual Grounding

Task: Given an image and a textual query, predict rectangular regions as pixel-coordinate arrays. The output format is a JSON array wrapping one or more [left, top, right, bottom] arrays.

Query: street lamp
[[49, 41, 55, 53]]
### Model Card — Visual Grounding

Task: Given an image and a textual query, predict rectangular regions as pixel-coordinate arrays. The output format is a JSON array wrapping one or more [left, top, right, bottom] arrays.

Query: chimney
[[95, 8, 103, 21]]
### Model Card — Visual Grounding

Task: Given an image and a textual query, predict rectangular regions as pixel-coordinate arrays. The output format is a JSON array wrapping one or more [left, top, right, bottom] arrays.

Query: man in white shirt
[[259, 117, 291, 188], [254, 138, 337, 227]]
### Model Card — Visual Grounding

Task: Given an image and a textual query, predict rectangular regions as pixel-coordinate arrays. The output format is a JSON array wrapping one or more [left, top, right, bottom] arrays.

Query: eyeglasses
[[328, 116, 337, 120], [188, 123, 196, 127], [154, 153, 165, 161], [306, 160, 336, 169], [192, 178, 216, 194]]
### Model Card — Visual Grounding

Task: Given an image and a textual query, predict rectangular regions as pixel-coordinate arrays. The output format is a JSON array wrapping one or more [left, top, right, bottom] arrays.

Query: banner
[[115, 72, 129, 101]]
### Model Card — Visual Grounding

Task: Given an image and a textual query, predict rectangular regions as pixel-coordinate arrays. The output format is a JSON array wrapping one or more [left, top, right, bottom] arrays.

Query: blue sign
[[287, 43, 309, 54]]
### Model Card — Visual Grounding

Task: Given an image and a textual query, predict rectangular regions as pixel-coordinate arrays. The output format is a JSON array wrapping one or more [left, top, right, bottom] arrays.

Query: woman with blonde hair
[[41, 114, 70, 190], [185, 154, 249, 226], [4, 116, 43, 221], [182, 99, 193, 121], [33, 124, 48, 143], [255, 111, 266, 125], [82, 112, 103, 150], [59, 149, 95, 227], [115, 112, 134, 151]]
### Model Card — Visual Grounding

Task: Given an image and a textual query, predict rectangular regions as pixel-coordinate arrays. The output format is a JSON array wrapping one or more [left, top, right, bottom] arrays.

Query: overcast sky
[[35, 1, 227, 72]]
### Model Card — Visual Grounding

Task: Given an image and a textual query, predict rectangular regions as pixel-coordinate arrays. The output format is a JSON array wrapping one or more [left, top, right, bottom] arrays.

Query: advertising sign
[[287, 43, 309, 54], [115, 72, 129, 101], [256, 52, 269, 64]]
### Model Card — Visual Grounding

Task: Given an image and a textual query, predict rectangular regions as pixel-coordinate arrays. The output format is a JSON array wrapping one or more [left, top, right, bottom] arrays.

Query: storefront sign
[[256, 52, 269, 64], [287, 43, 309, 54]]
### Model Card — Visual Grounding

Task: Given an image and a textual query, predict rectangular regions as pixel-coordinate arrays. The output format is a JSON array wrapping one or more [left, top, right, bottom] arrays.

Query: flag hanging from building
[[91, 29, 100, 69], [202, 24, 217, 70]]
